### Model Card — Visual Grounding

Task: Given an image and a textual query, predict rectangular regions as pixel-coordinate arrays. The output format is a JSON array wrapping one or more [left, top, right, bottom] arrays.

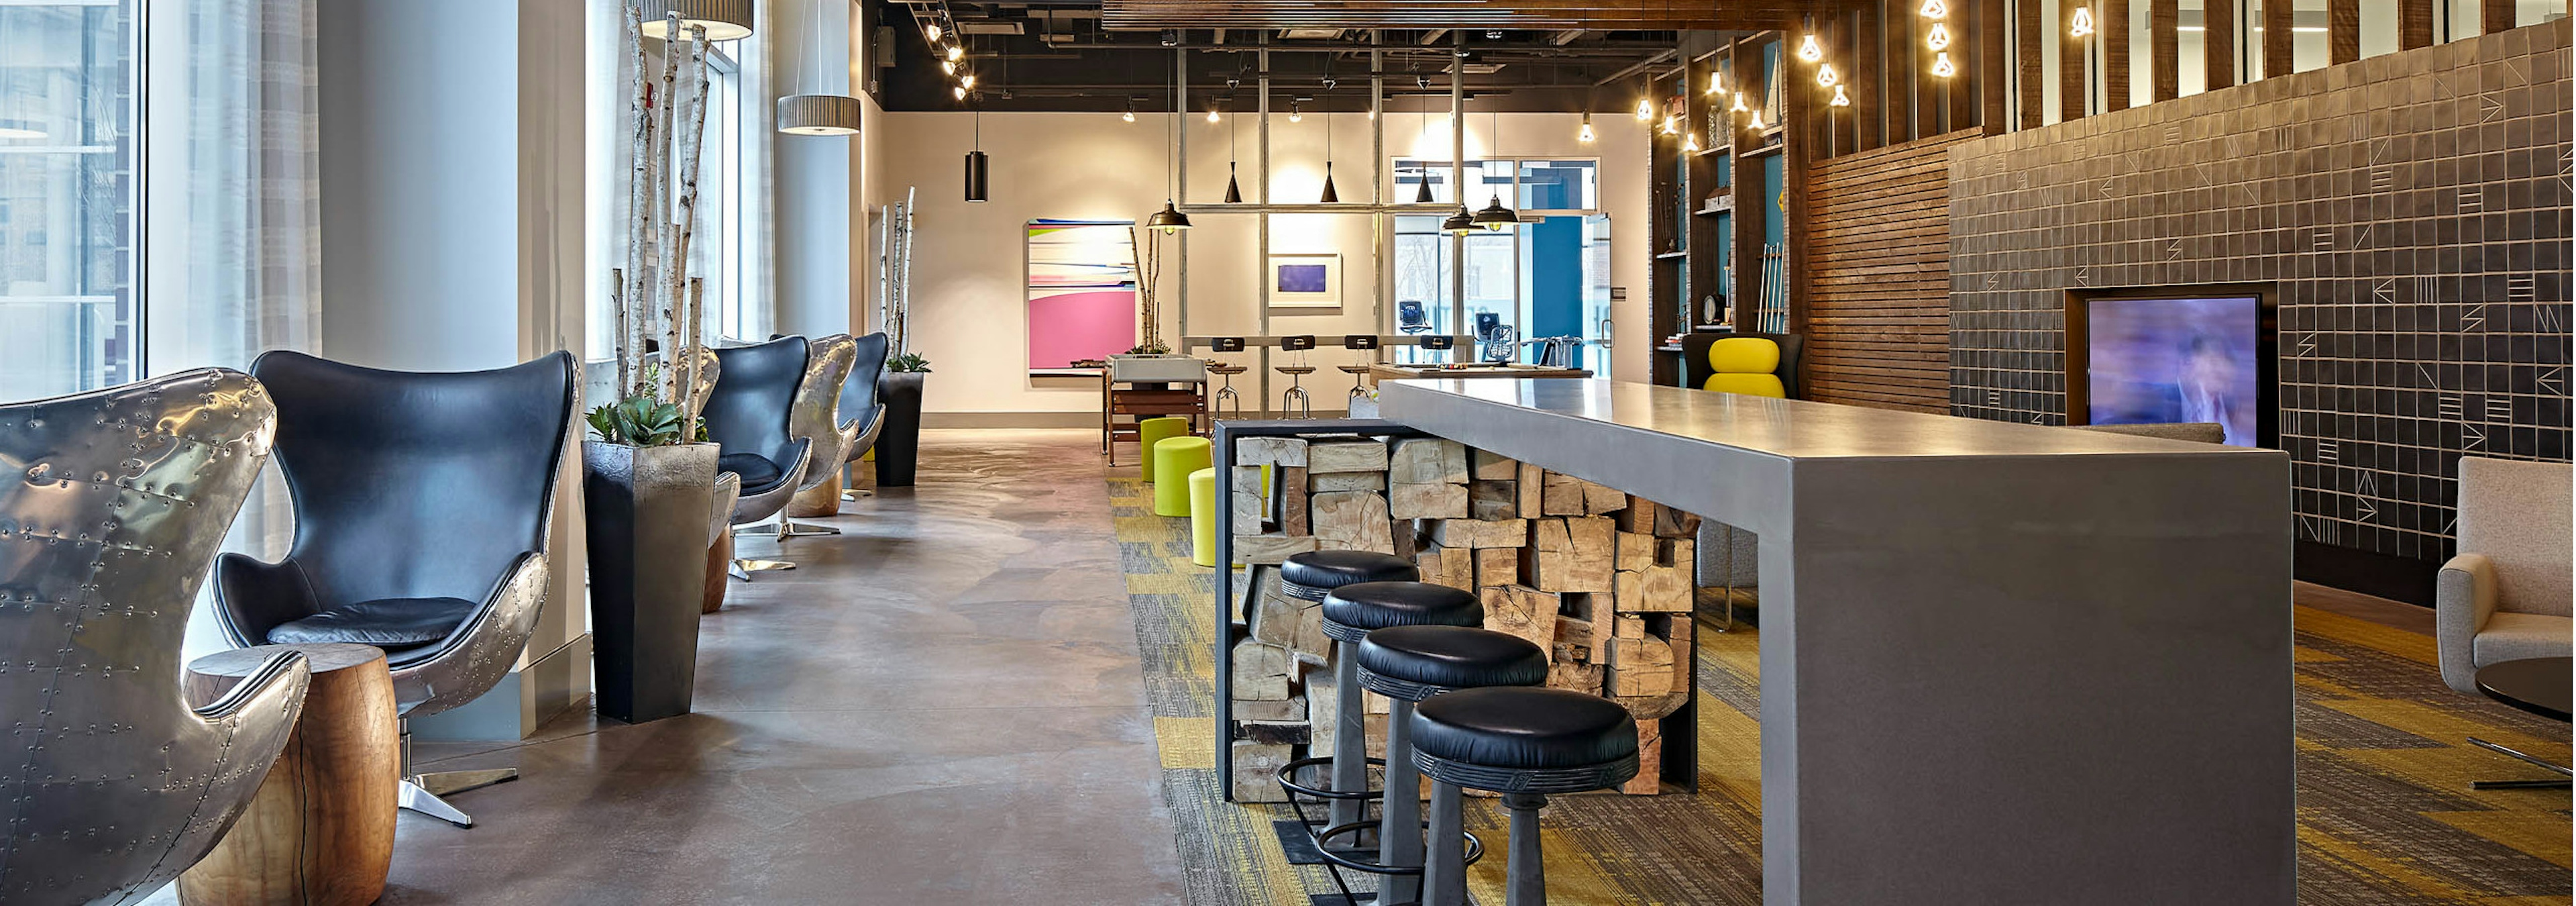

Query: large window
[[0, 1, 137, 400], [1390, 157, 1613, 375], [588, 35, 759, 362]]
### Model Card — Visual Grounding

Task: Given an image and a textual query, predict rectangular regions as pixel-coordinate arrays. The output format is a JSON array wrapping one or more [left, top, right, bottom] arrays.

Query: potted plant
[[874, 352, 931, 487], [582, 393, 717, 724], [582, 6, 727, 723], [1107, 227, 1206, 385], [1109, 340, 1208, 383]]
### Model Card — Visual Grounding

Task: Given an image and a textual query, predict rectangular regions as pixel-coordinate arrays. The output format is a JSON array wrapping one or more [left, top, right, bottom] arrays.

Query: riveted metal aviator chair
[[775, 333, 857, 536], [706, 336, 817, 575], [0, 369, 313, 906], [216, 350, 577, 828], [839, 331, 892, 499]]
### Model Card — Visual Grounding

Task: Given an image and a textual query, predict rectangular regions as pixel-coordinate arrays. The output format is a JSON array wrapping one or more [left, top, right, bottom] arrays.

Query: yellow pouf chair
[[1136, 416, 1193, 481], [1153, 436, 1212, 517], [1703, 337, 1788, 398], [1187, 467, 1221, 567]]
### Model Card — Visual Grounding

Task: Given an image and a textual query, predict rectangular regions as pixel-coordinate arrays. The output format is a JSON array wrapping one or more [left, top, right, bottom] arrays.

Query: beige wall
[[868, 109, 1651, 417]]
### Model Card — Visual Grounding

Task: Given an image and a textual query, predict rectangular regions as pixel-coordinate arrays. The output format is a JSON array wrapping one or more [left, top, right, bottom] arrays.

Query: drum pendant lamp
[[638, 0, 754, 41], [776, 0, 860, 135]]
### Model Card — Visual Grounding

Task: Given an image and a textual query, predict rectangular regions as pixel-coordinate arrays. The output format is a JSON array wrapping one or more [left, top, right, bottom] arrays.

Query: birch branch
[[663, 26, 713, 403], [618, 5, 651, 396]]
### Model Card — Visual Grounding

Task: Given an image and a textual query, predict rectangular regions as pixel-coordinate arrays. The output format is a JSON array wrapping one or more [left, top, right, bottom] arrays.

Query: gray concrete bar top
[[1380, 378, 2296, 906]]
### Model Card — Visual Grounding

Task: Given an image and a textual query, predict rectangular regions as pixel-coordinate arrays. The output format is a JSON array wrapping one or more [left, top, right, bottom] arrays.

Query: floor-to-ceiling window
[[0, 0, 137, 400], [1390, 156, 1613, 374], [586, 29, 762, 365]]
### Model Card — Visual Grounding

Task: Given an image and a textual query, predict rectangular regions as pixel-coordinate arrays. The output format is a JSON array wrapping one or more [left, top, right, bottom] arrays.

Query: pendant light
[[1468, 103, 1517, 231], [1577, 111, 1595, 144], [1413, 97, 1438, 203], [1224, 99, 1244, 203], [2070, 5, 2096, 36], [1318, 81, 1339, 203], [638, 0, 753, 41], [964, 104, 989, 202], [1144, 60, 1191, 234], [777, 0, 861, 135], [1442, 207, 1477, 236]]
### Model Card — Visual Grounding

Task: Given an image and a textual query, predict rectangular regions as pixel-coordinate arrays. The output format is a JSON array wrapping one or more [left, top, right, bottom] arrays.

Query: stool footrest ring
[[1277, 755, 1387, 802], [1308, 819, 1486, 877]]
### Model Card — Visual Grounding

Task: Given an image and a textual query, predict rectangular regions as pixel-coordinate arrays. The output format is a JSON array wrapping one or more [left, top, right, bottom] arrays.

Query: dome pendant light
[[1144, 59, 1191, 234], [1467, 105, 1517, 231], [639, 0, 754, 41], [777, 0, 860, 135], [1442, 207, 1477, 236]]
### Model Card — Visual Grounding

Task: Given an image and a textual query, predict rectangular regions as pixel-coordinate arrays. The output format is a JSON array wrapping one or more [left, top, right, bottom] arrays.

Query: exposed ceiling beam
[[1102, 0, 1842, 31]]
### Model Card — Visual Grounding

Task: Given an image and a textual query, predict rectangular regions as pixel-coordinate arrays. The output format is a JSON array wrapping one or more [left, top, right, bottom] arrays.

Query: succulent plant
[[586, 395, 690, 447]]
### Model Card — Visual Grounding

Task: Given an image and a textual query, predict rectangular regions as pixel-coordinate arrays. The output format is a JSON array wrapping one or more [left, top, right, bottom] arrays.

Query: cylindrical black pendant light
[[965, 151, 989, 203]]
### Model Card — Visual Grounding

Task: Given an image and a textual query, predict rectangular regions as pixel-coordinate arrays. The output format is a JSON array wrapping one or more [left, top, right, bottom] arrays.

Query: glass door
[[1388, 157, 1611, 376]]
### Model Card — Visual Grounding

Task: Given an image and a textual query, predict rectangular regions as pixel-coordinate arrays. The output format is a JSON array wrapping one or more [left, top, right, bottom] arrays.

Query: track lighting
[[941, 59, 956, 75], [1933, 51, 1957, 77], [960, 74, 976, 90], [2070, 5, 2094, 36], [953, 85, 967, 100], [925, 23, 943, 42], [947, 44, 964, 61], [1797, 34, 1822, 62], [1928, 22, 1951, 50], [1817, 64, 1839, 87]]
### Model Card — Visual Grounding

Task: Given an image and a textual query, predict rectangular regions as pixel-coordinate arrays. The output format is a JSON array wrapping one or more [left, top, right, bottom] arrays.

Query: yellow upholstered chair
[[1152, 436, 1212, 517], [1701, 337, 1787, 398], [1136, 416, 1193, 481]]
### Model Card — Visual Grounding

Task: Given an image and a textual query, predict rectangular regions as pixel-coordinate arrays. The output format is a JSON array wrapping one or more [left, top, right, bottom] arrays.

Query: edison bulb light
[[1817, 64, 1839, 87], [1830, 85, 1851, 107], [1919, 0, 1947, 17], [2070, 6, 2095, 36], [1931, 51, 1957, 77], [1207, 108, 1221, 123], [1634, 97, 1654, 121], [1927, 22, 1951, 50], [1796, 34, 1822, 61], [1577, 117, 1595, 143]]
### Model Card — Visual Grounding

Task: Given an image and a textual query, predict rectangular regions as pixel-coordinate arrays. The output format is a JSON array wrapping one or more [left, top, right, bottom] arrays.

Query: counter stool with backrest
[[1208, 362, 1248, 419], [1411, 687, 1640, 906], [1275, 553, 1424, 834], [1349, 625, 1549, 906]]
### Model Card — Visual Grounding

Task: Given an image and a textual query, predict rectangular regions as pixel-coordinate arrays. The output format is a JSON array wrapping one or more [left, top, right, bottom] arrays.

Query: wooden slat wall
[[1803, 129, 1979, 413]]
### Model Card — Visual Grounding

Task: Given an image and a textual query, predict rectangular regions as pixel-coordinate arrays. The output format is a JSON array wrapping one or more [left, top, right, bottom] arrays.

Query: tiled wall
[[1946, 21, 2573, 564]]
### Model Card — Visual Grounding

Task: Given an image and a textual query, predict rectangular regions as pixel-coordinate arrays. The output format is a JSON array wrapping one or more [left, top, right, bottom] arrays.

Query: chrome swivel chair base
[[400, 769, 519, 828], [779, 521, 841, 538], [2467, 736, 2574, 789], [733, 558, 795, 578]]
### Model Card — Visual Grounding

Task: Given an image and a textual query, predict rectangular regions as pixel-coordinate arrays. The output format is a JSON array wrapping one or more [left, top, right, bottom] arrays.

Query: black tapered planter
[[874, 372, 926, 487], [582, 440, 718, 723]]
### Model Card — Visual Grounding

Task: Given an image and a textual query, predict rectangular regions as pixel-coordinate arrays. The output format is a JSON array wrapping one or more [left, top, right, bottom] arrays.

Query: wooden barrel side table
[[181, 643, 398, 906]]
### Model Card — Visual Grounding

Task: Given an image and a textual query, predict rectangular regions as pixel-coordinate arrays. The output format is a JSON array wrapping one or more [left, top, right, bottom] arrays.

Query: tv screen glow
[[2085, 295, 2263, 446]]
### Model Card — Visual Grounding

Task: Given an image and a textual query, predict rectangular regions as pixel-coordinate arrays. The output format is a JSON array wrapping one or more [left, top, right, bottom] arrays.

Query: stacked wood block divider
[[1215, 424, 1729, 800]]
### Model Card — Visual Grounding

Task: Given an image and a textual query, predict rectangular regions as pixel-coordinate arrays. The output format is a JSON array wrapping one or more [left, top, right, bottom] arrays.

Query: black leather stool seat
[[1320, 582, 1481, 642], [1281, 550, 1418, 601], [1357, 625, 1548, 701], [1412, 687, 1640, 772]]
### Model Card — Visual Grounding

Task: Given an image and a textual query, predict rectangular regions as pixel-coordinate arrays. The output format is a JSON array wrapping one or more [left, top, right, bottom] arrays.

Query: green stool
[[1136, 417, 1193, 481], [1187, 467, 1221, 567], [1153, 436, 1212, 517]]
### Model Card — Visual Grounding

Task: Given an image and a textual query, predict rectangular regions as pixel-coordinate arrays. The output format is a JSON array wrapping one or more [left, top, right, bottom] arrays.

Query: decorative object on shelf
[[637, 0, 752, 41], [1270, 253, 1344, 308]]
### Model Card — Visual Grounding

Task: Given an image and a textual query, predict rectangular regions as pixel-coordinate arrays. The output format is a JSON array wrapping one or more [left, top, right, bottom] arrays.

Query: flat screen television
[[2066, 289, 2277, 448]]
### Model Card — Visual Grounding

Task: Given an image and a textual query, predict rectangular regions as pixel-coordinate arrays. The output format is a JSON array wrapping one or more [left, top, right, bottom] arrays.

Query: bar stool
[[1275, 553, 1421, 835], [1351, 625, 1548, 906], [1208, 362, 1248, 419], [1295, 580, 1481, 856], [1412, 687, 1641, 906], [1275, 364, 1317, 417], [1337, 363, 1373, 401]]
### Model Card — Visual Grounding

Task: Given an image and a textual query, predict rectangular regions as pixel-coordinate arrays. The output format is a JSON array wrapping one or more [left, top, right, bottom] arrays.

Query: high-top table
[[1377, 378, 2294, 906]]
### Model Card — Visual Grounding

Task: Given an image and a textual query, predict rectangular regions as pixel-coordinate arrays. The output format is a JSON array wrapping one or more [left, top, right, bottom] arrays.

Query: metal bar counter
[[1376, 377, 2295, 906]]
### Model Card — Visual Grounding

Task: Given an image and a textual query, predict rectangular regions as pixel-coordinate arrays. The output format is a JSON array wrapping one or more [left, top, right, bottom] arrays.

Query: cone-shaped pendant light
[[1223, 103, 1243, 203], [1413, 165, 1435, 203], [1317, 82, 1340, 203], [1320, 163, 1340, 203]]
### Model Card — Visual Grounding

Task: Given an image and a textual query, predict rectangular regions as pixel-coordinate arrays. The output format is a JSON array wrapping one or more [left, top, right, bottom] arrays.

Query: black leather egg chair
[[215, 350, 577, 829], [0, 369, 312, 906], [706, 336, 814, 574], [839, 331, 892, 490], [776, 334, 858, 534]]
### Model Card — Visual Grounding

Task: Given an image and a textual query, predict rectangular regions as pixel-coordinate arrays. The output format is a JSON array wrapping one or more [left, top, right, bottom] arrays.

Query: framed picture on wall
[[1269, 254, 1342, 309]]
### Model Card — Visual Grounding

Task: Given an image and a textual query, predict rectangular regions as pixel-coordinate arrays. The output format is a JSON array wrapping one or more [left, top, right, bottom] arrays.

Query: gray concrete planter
[[582, 440, 718, 723]]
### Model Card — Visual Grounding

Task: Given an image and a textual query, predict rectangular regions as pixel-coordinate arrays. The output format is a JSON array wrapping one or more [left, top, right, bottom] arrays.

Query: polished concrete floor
[[152, 430, 1185, 905]]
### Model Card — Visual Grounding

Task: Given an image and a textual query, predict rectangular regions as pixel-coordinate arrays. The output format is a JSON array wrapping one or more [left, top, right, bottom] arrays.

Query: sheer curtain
[[142, 0, 321, 656]]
